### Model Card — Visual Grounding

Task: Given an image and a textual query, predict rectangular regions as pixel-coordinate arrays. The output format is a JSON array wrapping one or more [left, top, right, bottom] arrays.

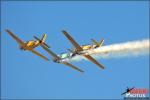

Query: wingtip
[[46, 59, 50, 61], [62, 30, 66, 33], [45, 58, 49, 61], [99, 64, 105, 69], [5, 29, 9, 32], [102, 67, 105, 69], [80, 70, 84, 73]]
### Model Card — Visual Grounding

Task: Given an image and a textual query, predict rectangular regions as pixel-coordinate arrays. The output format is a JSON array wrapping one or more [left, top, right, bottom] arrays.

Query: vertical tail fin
[[33, 34, 50, 48], [91, 38, 104, 47], [41, 34, 46, 43], [98, 38, 104, 47]]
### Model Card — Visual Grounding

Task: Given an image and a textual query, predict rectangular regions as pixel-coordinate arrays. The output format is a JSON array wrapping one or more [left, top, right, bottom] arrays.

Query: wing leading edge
[[5, 29, 24, 45], [84, 55, 105, 69], [62, 62, 84, 73], [30, 49, 49, 61], [62, 30, 83, 51]]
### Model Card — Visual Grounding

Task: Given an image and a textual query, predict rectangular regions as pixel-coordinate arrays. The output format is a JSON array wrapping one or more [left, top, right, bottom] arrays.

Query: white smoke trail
[[69, 39, 149, 62]]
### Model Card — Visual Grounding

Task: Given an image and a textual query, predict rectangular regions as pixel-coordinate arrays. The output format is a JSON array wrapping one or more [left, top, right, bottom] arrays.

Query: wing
[[5, 29, 24, 45], [62, 30, 83, 51], [41, 44, 60, 60], [62, 62, 84, 73], [30, 49, 49, 61], [84, 55, 105, 69]]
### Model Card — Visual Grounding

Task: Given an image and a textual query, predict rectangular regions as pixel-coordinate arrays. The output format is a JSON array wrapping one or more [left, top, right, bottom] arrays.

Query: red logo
[[122, 87, 149, 99]]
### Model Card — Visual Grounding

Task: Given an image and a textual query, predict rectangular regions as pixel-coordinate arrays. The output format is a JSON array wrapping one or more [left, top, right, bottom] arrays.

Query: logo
[[121, 87, 149, 99]]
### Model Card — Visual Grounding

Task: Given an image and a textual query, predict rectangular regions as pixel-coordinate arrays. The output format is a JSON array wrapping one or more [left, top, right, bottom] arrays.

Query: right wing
[[62, 30, 83, 51], [30, 49, 49, 61], [84, 55, 105, 69], [5, 29, 24, 45], [41, 44, 60, 60], [62, 62, 84, 73]]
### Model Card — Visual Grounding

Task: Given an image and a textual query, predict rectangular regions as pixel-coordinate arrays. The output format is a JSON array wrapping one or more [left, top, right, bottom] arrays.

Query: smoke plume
[[69, 39, 149, 62]]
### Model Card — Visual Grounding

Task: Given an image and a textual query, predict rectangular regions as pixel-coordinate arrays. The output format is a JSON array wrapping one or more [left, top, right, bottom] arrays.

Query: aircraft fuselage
[[80, 44, 98, 50], [70, 44, 98, 54], [53, 58, 68, 63], [20, 40, 42, 50]]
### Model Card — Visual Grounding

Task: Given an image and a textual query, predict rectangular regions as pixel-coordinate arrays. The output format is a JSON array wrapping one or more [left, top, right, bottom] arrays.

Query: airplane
[[5, 29, 50, 61], [40, 44, 84, 73], [121, 87, 135, 95], [67, 37, 104, 55], [62, 30, 105, 69]]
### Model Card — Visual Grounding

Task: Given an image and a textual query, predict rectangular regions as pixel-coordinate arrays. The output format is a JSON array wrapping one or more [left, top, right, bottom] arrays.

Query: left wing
[[30, 49, 49, 61], [62, 62, 84, 73], [84, 55, 105, 69], [62, 30, 83, 51], [5, 29, 24, 45]]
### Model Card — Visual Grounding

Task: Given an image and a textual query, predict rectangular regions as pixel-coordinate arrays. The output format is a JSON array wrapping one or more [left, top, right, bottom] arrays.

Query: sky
[[1, 1, 149, 99]]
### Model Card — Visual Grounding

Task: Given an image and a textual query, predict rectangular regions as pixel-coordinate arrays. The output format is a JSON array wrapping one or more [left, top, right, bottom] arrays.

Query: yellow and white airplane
[[5, 29, 50, 61], [62, 30, 105, 69], [67, 38, 104, 54]]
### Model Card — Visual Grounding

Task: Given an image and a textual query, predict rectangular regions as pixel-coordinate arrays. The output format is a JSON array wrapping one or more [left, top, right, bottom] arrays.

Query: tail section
[[91, 38, 104, 47], [33, 34, 50, 48], [41, 34, 46, 43], [67, 49, 75, 53]]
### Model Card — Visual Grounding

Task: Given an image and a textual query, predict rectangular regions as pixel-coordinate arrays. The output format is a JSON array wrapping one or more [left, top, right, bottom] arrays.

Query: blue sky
[[1, 1, 149, 99]]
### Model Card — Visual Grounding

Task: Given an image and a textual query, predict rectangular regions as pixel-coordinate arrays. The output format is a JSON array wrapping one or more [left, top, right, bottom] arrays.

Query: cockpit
[[59, 53, 69, 59], [59, 52, 76, 59], [25, 40, 35, 43]]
